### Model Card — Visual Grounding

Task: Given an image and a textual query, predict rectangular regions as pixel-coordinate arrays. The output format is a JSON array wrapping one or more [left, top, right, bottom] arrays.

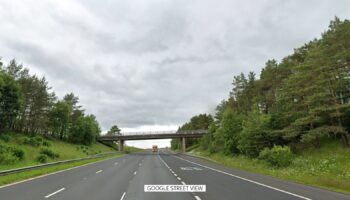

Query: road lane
[[123, 152, 194, 200], [0, 150, 349, 200], [159, 150, 350, 200]]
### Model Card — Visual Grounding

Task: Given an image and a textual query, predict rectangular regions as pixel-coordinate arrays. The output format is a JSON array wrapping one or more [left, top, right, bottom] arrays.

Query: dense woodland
[[0, 60, 101, 145], [172, 18, 350, 161]]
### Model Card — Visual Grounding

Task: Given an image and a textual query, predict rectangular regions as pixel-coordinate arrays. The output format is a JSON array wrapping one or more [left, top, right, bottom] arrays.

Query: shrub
[[10, 147, 25, 160], [36, 155, 48, 163], [0, 144, 24, 163], [0, 152, 19, 164], [22, 137, 41, 146], [40, 148, 59, 159], [42, 141, 51, 147], [259, 145, 294, 167], [0, 134, 11, 142]]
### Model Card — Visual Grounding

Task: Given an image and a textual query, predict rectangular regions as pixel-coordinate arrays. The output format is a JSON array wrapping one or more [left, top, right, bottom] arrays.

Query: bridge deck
[[97, 130, 207, 141]]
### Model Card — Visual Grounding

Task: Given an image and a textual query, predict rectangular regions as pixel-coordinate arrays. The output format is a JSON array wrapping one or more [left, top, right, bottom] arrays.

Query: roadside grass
[[190, 140, 350, 195], [0, 153, 123, 186], [0, 132, 116, 171]]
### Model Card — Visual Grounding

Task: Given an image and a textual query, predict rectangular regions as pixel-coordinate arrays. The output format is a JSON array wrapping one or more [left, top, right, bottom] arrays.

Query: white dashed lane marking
[[45, 188, 65, 198]]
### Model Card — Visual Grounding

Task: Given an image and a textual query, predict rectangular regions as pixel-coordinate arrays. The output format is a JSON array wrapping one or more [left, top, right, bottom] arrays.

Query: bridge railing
[[99, 129, 208, 137]]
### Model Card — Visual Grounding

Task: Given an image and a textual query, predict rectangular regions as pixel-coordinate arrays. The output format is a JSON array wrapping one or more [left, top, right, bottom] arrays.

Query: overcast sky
[[1, 0, 350, 148]]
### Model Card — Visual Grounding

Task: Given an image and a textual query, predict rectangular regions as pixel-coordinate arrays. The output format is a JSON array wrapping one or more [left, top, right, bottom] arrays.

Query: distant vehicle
[[152, 145, 158, 152]]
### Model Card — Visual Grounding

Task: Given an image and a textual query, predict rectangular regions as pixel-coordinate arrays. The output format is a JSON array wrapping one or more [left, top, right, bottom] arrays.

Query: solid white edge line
[[120, 192, 126, 200], [0, 155, 124, 189], [173, 155, 311, 200], [96, 170, 103, 174], [45, 187, 65, 198], [194, 195, 201, 200]]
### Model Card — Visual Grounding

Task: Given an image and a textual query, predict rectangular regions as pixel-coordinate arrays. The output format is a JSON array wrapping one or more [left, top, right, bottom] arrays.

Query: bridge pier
[[118, 140, 124, 152], [180, 137, 186, 153]]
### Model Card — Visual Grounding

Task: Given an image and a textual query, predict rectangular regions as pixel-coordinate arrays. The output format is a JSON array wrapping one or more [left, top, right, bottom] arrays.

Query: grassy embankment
[[188, 140, 350, 194], [0, 132, 142, 186]]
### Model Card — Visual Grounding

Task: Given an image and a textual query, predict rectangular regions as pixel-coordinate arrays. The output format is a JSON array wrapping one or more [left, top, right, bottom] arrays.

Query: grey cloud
[[0, 0, 350, 134]]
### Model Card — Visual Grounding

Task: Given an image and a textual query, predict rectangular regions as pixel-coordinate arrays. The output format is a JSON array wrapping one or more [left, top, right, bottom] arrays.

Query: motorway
[[0, 150, 349, 200]]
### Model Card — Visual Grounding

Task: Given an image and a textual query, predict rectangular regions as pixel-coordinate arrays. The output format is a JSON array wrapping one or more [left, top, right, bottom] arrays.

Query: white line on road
[[96, 170, 103, 174], [45, 188, 65, 198], [177, 177, 181, 181], [194, 196, 201, 200], [120, 192, 126, 200], [174, 173, 178, 176], [181, 181, 186, 185], [134, 171, 137, 175], [174, 155, 312, 200]]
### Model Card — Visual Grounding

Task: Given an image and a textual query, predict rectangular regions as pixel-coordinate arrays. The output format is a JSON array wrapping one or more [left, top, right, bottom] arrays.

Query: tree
[[68, 115, 101, 145], [48, 101, 71, 139], [213, 108, 243, 154], [107, 125, 121, 136], [0, 71, 22, 130]]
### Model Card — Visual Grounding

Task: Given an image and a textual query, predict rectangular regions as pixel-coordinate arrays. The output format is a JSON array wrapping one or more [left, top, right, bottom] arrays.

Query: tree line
[[172, 17, 350, 158], [0, 60, 101, 145]]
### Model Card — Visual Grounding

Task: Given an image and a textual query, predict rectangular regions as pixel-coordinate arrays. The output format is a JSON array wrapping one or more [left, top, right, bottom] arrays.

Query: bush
[[0, 134, 11, 142], [0, 144, 24, 163], [36, 155, 48, 163], [22, 137, 41, 146], [259, 145, 294, 167], [40, 148, 59, 159], [0, 152, 19, 164], [42, 141, 51, 147], [10, 147, 25, 160]]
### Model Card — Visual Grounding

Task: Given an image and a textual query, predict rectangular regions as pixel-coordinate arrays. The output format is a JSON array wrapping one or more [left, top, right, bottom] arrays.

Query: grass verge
[[0, 153, 123, 186], [188, 140, 350, 195]]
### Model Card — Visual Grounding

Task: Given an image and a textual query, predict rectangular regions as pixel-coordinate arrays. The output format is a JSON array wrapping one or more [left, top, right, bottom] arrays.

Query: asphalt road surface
[[0, 150, 349, 200]]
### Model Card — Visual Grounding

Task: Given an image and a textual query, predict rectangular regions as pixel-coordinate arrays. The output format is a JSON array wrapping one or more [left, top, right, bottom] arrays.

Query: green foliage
[[48, 101, 71, 140], [22, 136, 44, 147], [68, 115, 101, 145], [40, 148, 59, 159], [106, 125, 121, 136], [259, 145, 294, 167], [36, 155, 48, 163], [238, 110, 274, 157], [0, 144, 24, 164], [0, 71, 21, 130], [214, 108, 243, 154], [0, 133, 11, 142], [0, 152, 19, 164]]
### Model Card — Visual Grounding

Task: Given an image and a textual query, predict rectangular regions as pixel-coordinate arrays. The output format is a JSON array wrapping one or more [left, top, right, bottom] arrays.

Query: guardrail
[[0, 152, 119, 176]]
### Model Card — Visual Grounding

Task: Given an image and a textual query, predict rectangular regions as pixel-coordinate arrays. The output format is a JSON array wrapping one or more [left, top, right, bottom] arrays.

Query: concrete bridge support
[[180, 137, 186, 153], [118, 139, 124, 152]]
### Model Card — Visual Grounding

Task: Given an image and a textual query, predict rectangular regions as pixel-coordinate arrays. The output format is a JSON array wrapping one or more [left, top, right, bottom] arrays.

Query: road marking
[[96, 170, 103, 174], [0, 156, 125, 189], [134, 171, 137, 175], [181, 181, 186, 185], [174, 173, 178, 176], [174, 155, 312, 200], [45, 188, 65, 198], [177, 177, 181, 181], [194, 196, 201, 200], [120, 192, 126, 200]]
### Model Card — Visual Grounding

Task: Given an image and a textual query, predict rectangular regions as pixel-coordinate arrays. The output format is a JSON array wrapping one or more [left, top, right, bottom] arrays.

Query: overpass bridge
[[97, 130, 208, 153]]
